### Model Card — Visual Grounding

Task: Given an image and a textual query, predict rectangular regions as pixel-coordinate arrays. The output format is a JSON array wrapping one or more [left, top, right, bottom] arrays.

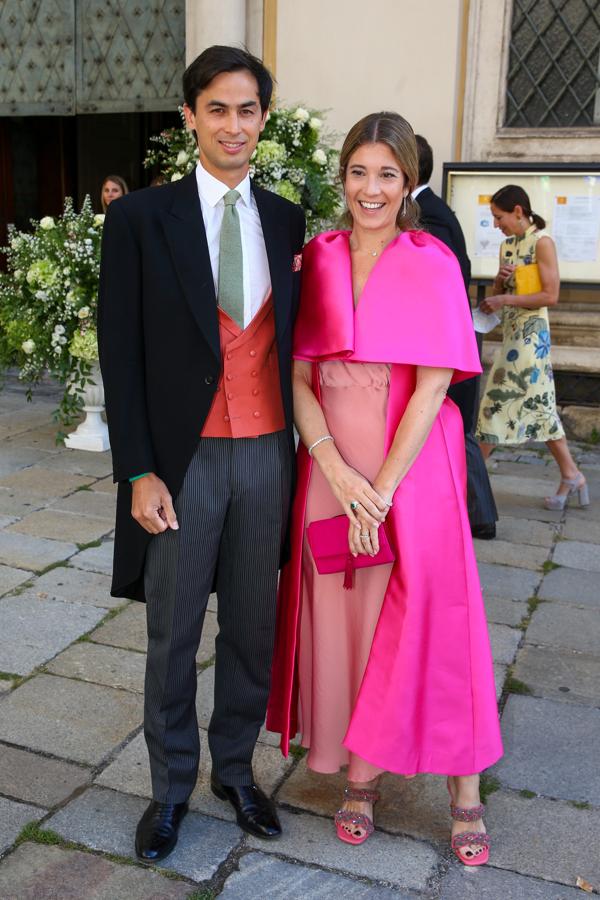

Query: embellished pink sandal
[[449, 801, 490, 866], [334, 785, 380, 845]]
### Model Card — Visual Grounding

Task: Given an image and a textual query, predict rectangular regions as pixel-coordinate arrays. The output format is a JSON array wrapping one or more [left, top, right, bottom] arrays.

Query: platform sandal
[[449, 801, 490, 866], [334, 785, 380, 845], [544, 472, 590, 511]]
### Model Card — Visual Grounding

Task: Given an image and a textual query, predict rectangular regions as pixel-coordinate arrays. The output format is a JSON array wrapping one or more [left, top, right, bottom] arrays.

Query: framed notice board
[[442, 163, 600, 288]]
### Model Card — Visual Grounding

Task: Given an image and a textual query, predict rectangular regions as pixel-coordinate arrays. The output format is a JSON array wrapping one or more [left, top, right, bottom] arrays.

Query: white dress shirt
[[195, 161, 271, 328], [411, 183, 428, 200]]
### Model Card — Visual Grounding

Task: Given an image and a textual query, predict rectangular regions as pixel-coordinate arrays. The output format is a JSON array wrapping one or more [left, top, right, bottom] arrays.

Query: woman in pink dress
[[267, 113, 503, 865]]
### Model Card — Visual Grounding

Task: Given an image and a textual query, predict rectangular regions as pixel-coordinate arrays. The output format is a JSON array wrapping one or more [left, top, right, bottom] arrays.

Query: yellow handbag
[[515, 263, 542, 295]]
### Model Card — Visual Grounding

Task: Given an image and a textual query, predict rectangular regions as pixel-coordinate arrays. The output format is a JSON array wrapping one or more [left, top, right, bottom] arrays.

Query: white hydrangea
[[292, 107, 310, 122], [176, 150, 189, 166], [171, 171, 184, 182], [54, 324, 66, 335], [21, 339, 35, 355], [312, 149, 327, 166], [309, 117, 322, 131], [40, 216, 55, 230], [78, 306, 90, 319], [93, 214, 105, 227]]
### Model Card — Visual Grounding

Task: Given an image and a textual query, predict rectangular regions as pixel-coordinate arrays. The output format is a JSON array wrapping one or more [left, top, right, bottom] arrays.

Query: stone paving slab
[[96, 728, 293, 820], [90, 602, 147, 651], [494, 663, 507, 699], [494, 516, 557, 547], [513, 645, 600, 706], [0, 446, 51, 477], [526, 602, 600, 655], [488, 623, 522, 666], [538, 566, 599, 608], [39, 449, 113, 478], [553, 539, 600, 572], [490, 473, 558, 498], [472, 538, 548, 571], [0, 488, 46, 517], [489, 492, 562, 523], [478, 562, 542, 601], [484, 595, 527, 628], [0, 563, 32, 596], [0, 466, 94, 499], [439, 863, 585, 899], [46, 786, 242, 883], [0, 594, 105, 675], [70, 540, 114, 576], [0, 674, 142, 765], [0, 514, 16, 528], [28, 566, 120, 609], [278, 761, 451, 843], [492, 695, 600, 805], [247, 808, 438, 893], [487, 790, 600, 888], [90, 476, 118, 495], [6, 509, 113, 544], [0, 843, 193, 900], [2, 429, 64, 452], [50, 488, 116, 520], [0, 532, 77, 573], [562, 515, 600, 543], [0, 744, 90, 808], [47, 642, 146, 693], [0, 796, 44, 855], [220, 852, 406, 898]]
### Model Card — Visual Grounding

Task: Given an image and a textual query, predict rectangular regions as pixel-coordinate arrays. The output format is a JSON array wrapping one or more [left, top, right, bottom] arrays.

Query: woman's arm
[[293, 360, 387, 530], [481, 237, 559, 313], [351, 365, 453, 557]]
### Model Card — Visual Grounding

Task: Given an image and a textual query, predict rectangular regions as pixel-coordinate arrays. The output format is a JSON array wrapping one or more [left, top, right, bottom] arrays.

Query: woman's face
[[102, 180, 124, 207], [490, 202, 525, 237], [344, 142, 407, 233]]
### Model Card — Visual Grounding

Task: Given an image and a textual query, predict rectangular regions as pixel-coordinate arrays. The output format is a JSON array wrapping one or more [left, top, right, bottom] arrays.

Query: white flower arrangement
[[144, 105, 342, 237]]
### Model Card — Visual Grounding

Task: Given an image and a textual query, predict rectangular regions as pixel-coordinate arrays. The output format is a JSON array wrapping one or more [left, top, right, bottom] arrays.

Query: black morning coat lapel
[[163, 172, 221, 363], [252, 184, 293, 347]]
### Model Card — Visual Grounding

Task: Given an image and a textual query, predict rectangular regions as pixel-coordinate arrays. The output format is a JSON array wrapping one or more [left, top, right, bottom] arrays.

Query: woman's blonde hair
[[339, 112, 420, 231], [100, 174, 129, 212]]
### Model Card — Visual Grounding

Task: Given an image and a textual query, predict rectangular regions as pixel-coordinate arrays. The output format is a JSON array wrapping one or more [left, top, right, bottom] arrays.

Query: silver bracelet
[[307, 434, 334, 456]]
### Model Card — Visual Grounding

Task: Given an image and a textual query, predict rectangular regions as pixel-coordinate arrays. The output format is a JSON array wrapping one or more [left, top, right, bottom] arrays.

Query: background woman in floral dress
[[476, 184, 589, 510]]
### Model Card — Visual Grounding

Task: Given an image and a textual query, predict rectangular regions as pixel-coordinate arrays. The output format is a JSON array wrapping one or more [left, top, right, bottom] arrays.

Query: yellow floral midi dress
[[476, 225, 564, 445]]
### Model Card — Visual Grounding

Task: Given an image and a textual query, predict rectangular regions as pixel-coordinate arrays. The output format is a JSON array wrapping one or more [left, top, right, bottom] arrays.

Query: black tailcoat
[[98, 172, 306, 601]]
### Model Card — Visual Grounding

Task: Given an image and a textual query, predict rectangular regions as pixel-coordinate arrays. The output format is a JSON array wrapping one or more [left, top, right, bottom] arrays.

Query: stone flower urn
[[65, 362, 110, 452]]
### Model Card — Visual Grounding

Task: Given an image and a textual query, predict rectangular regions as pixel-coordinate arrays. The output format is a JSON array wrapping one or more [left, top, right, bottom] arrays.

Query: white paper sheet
[[472, 308, 501, 334], [552, 195, 600, 262], [474, 195, 504, 258]]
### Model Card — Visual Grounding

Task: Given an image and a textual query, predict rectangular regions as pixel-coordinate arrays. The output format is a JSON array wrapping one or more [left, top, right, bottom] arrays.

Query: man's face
[[183, 69, 267, 187]]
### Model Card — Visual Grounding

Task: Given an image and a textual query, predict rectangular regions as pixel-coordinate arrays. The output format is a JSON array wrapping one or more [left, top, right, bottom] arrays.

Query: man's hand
[[131, 473, 179, 534]]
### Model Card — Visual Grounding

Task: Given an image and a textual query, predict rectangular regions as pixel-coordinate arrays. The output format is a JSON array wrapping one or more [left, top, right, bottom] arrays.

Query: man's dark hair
[[415, 134, 433, 186], [183, 45, 274, 114]]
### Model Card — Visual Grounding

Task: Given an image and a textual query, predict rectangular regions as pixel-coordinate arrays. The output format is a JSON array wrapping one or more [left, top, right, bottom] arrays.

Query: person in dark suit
[[98, 46, 305, 861], [413, 135, 497, 538]]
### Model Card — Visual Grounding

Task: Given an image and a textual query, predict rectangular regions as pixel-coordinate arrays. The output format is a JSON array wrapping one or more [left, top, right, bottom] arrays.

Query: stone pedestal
[[65, 364, 110, 453]]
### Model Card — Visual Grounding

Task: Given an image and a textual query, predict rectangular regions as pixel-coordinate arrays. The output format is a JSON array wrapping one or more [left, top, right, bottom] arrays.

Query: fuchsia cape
[[266, 230, 503, 775]]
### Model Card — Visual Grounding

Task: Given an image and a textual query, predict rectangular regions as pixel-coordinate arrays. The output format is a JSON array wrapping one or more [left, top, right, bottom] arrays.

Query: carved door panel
[[0, 0, 184, 116], [0, 0, 76, 115]]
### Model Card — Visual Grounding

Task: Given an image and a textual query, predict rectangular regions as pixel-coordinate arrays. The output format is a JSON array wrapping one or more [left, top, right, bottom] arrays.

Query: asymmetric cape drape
[[266, 230, 503, 776]]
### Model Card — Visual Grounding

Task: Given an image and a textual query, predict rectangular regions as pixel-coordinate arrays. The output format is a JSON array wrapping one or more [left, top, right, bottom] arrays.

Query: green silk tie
[[218, 189, 244, 328]]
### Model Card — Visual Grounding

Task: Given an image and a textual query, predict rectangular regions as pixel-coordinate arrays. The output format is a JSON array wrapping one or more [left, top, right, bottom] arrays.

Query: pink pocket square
[[292, 253, 302, 272]]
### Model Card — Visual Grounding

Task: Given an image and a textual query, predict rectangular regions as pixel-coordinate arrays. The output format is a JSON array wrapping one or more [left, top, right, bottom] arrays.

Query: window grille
[[505, 0, 600, 128]]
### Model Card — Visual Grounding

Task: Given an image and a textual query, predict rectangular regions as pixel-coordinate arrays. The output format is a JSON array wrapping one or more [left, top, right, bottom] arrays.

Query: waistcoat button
[[204, 375, 214, 384], [226, 373, 233, 381], [226, 353, 232, 361], [249, 349, 257, 357], [223, 415, 230, 423], [227, 392, 234, 400], [252, 388, 259, 396], [251, 370, 258, 377], [253, 411, 260, 418]]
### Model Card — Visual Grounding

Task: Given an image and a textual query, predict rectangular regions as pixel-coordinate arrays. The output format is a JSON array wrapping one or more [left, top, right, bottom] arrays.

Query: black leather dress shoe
[[211, 777, 281, 839], [135, 800, 188, 861], [471, 523, 496, 540]]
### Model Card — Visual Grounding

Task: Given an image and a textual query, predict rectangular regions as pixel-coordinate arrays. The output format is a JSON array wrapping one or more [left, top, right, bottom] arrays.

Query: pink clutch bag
[[307, 514, 395, 590]]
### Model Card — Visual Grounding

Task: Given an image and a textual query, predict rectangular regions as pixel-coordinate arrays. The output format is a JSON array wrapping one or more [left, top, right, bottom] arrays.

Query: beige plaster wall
[[275, 0, 464, 194]]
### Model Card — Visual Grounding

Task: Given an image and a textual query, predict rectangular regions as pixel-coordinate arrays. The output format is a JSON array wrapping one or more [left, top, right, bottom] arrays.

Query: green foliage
[[542, 560, 560, 573], [505, 676, 532, 695], [479, 774, 501, 802], [144, 106, 342, 237], [15, 823, 64, 847], [519, 789, 536, 799], [0, 198, 103, 430]]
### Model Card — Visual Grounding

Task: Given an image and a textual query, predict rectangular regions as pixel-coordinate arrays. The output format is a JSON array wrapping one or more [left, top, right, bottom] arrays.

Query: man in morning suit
[[413, 135, 497, 539], [98, 45, 305, 861]]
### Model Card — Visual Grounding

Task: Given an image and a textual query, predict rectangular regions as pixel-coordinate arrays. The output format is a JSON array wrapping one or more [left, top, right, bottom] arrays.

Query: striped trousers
[[143, 432, 291, 802]]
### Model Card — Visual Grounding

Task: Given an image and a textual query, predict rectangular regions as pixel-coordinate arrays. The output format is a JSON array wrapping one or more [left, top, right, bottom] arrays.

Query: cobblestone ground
[[0, 377, 599, 899]]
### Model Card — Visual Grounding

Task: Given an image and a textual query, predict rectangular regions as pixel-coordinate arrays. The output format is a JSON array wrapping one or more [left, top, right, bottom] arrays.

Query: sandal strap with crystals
[[343, 786, 380, 803], [450, 803, 485, 822], [334, 809, 375, 836], [451, 830, 491, 849]]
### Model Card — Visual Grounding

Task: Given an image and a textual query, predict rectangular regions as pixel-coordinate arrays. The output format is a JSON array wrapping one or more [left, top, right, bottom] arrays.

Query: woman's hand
[[348, 516, 381, 557], [498, 263, 515, 282], [323, 460, 388, 529], [480, 294, 505, 314]]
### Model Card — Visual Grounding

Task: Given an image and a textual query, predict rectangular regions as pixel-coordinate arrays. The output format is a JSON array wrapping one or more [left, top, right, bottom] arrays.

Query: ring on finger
[[350, 500, 360, 511]]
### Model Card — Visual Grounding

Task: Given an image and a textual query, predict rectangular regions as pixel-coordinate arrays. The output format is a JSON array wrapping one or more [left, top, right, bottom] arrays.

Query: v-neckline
[[346, 231, 402, 312]]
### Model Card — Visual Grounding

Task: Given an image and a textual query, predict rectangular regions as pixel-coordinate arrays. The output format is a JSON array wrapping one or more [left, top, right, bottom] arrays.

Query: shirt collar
[[195, 160, 251, 208], [411, 184, 429, 200]]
